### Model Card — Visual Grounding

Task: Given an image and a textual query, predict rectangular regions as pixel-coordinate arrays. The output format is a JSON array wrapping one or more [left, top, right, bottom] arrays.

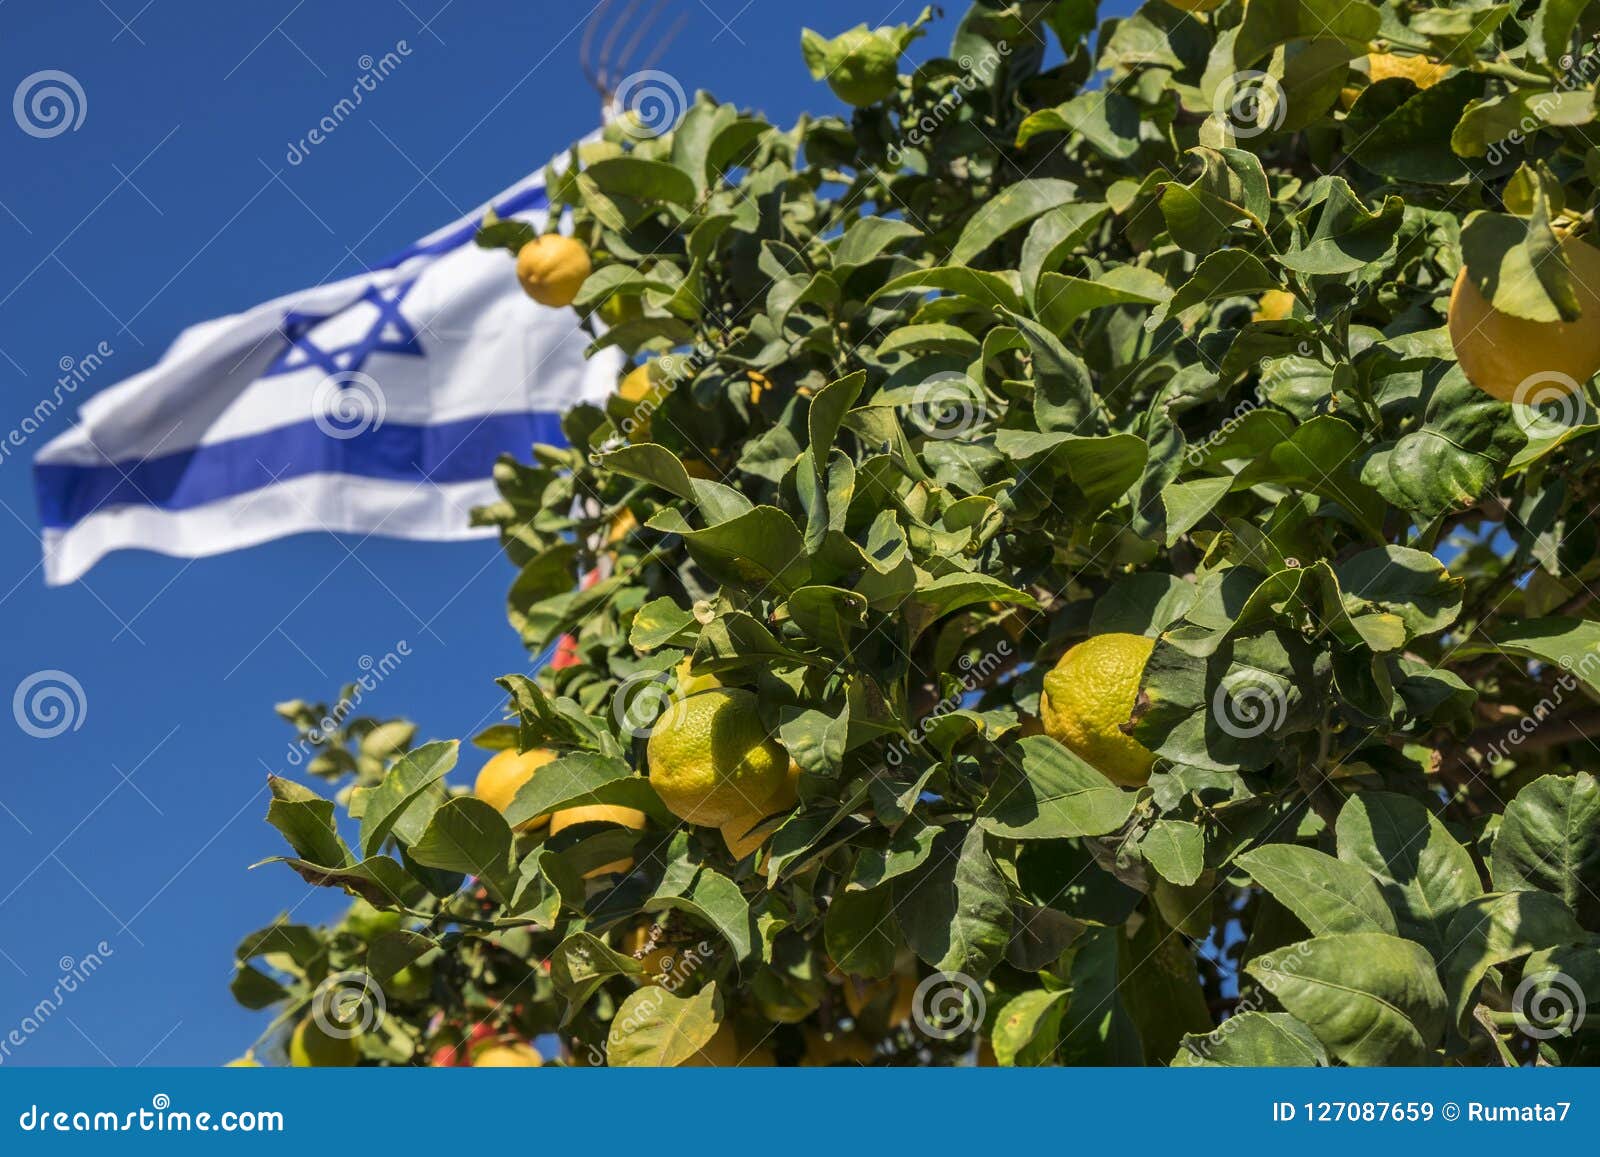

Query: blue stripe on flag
[[35, 411, 566, 530], [372, 184, 550, 269]]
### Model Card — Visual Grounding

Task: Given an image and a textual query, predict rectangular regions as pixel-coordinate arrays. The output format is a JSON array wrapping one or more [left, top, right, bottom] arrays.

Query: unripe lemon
[[1448, 237, 1600, 402], [1366, 52, 1449, 88], [289, 1017, 359, 1067], [474, 748, 556, 830], [719, 759, 802, 859], [343, 897, 403, 940], [824, 28, 900, 107], [472, 1041, 542, 1067], [516, 235, 591, 307], [647, 688, 787, 826], [547, 803, 647, 878], [1039, 633, 1158, 787]]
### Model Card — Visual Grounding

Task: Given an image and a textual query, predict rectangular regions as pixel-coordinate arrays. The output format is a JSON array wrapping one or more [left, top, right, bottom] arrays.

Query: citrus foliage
[[233, 0, 1600, 1067]]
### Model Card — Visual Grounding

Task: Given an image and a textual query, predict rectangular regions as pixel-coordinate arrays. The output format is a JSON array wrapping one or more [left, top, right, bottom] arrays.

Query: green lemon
[[288, 1017, 360, 1067]]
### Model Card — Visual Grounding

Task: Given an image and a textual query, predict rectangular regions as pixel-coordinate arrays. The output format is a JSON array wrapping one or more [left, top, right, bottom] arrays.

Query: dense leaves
[[234, 0, 1600, 1067]]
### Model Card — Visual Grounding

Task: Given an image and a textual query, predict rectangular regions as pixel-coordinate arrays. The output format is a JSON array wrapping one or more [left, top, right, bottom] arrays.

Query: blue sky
[[0, 1, 1126, 1066]]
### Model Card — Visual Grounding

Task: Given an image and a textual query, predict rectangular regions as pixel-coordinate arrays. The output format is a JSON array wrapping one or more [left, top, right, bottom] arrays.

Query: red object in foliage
[[550, 633, 580, 668]]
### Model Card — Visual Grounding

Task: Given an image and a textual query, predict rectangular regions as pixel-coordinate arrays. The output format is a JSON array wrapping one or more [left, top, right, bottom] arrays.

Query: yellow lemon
[[647, 688, 787, 826], [472, 1041, 543, 1067], [547, 803, 647, 878], [516, 235, 591, 307], [748, 370, 772, 404], [474, 748, 556, 831], [675, 656, 722, 696], [1039, 633, 1158, 787], [719, 759, 801, 860], [1366, 52, 1449, 88], [1448, 237, 1600, 402], [288, 1017, 359, 1067], [223, 1057, 260, 1067], [1252, 289, 1296, 322], [681, 1023, 776, 1067]]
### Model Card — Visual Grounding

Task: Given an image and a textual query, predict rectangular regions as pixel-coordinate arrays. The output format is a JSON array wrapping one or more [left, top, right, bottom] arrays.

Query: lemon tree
[[234, 0, 1600, 1068]]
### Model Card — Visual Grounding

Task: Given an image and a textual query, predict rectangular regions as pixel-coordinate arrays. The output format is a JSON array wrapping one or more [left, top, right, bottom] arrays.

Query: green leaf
[[1172, 1011, 1329, 1067], [1246, 933, 1448, 1065], [992, 989, 1070, 1066], [358, 740, 459, 858], [1346, 72, 1483, 184], [1336, 792, 1484, 962], [1491, 772, 1600, 927], [1440, 890, 1584, 1031], [670, 506, 812, 593], [1140, 820, 1205, 887], [407, 797, 516, 902], [265, 782, 350, 869], [648, 865, 757, 962], [605, 983, 721, 1066], [1017, 92, 1141, 158], [979, 736, 1139, 840], [951, 178, 1080, 265], [1233, 0, 1382, 64], [549, 932, 644, 1021], [893, 824, 1012, 980], [869, 267, 1025, 314], [1155, 250, 1278, 326], [583, 156, 698, 206], [1235, 415, 1386, 541], [830, 217, 923, 269], [1236, 844, 1399, 937], [1475, 622, 1600, 697], [1361, 366, 1524, 521], [1334, 546, 1464, 650], [824, 887, 898, 979], [503, 753, 662, 829]]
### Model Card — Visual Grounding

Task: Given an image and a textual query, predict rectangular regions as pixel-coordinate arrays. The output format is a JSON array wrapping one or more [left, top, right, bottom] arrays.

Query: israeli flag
[[33, 161, 620, 585]]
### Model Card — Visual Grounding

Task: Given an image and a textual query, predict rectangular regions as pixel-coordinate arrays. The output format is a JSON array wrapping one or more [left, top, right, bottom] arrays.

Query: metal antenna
[[581, 0, 686, 120]]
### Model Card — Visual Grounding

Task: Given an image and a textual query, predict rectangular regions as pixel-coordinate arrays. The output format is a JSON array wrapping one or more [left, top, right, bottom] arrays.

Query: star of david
[[262, 279, 424, 378]]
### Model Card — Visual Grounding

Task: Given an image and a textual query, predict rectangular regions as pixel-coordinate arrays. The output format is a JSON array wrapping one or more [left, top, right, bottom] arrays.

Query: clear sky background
[[0, 0, 1128, 1066]]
